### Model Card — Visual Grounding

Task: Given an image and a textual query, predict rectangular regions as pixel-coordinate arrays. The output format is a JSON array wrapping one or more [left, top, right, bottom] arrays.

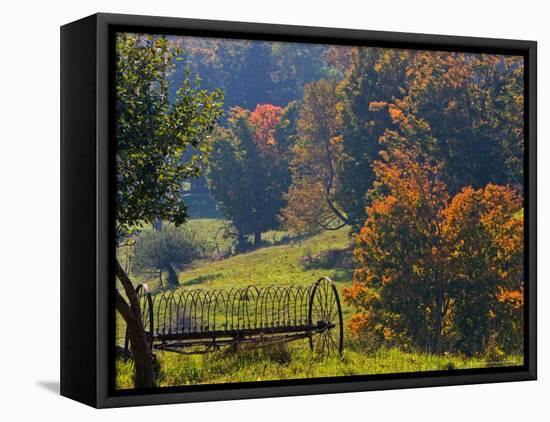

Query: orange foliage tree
[[443, 184, 524, 355], [249, 103, 284, 148], [384, 52, 524, 192], [343, 148, 524, 355], [281, 80, 346, 234]]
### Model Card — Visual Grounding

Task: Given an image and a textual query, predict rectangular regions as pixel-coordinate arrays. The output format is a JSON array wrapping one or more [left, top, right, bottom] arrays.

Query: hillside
[[115, 222, 521, 389]]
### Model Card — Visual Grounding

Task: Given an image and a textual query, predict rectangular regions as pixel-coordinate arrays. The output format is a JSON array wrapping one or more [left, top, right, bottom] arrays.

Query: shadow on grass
[[181, 273, 223, 286], [330, 269, 354, 283], [301, 247, 354, 271]]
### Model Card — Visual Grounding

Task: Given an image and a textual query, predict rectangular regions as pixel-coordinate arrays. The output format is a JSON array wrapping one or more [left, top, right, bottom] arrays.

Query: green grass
[[116, 346, 523, 389], [178, 227, 352, 288], [115, 218, 523, 389], [117, 219, 351, 291]]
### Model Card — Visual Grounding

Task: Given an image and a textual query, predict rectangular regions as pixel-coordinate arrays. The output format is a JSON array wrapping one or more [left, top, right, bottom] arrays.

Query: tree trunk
[[236, 231, 247, 253], [152, 218, 163, 232], [432, 294, 445, 354], [254, 231, 262, 249], [433, 313, 443, 354], [115, 260, 156, 388], [166, 264, 179, 289], [158, 269, 164, 290]]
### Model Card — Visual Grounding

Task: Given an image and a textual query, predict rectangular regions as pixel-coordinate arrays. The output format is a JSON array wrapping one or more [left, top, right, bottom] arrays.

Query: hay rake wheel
[[308, 277, 344, 356], [124, 277, 344, 357]]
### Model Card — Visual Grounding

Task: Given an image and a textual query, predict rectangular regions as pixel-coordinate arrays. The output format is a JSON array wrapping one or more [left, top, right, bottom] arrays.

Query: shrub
[[132, 225, 207, 289]]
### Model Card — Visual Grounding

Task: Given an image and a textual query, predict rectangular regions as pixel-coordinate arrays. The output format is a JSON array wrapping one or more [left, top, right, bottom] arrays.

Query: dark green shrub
[[132, 225, 206, 289]]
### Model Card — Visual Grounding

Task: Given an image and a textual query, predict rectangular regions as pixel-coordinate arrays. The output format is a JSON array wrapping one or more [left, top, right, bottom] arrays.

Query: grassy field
[[116, 346, 522, 389], [179, 222, 353, 290], [115, 218, 523, 389]]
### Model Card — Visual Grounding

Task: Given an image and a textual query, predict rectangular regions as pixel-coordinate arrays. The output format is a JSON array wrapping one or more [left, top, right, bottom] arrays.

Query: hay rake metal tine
[[128, 277, 343, 356]]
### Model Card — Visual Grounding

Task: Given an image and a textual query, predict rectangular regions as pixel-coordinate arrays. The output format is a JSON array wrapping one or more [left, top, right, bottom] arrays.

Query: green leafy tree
[[336, 47, 412, 231], [269, 42, 333, 104], [132, 226, 207, 289], [115, 33, 223, 387]]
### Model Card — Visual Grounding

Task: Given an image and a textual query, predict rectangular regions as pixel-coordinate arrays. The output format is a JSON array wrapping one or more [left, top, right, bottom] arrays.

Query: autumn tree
[[281, 80, 346, 234], [343, 148, 451, 353], [115, 34, 223, 387], [444, 185, 524, 354], [207, 103, 297, 249], [324, 45, 354, 77], [282, 49, 413, 234], [344, 148, 524, 355], [336, 48, 412, 231], [384, 53, 524, 194]]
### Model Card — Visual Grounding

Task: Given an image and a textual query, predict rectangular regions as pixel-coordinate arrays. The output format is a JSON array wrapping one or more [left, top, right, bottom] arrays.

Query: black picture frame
[[60, 12, 537, 408]]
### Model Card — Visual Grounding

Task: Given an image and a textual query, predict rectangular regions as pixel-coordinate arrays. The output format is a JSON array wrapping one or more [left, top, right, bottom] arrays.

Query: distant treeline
[[197, 46, 523, 240], [171, 37, 349, 110]]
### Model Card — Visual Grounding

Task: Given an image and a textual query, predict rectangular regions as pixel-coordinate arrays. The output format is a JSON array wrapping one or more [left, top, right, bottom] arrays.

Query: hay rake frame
[[125, 277, 343, 356]]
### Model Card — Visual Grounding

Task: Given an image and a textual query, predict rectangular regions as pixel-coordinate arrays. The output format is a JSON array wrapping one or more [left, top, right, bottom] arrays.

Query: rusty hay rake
[[125, 277, 344, 356]]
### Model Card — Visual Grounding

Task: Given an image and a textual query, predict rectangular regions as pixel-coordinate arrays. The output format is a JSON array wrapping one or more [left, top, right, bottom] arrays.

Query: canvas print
[[114, 32, 525, 390]]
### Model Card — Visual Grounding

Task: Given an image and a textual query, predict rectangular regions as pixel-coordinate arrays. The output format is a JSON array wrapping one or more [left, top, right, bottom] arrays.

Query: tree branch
[[115, 288, 137, 326], [115, 259, 142, 318], [322, 130, 352, 227]]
